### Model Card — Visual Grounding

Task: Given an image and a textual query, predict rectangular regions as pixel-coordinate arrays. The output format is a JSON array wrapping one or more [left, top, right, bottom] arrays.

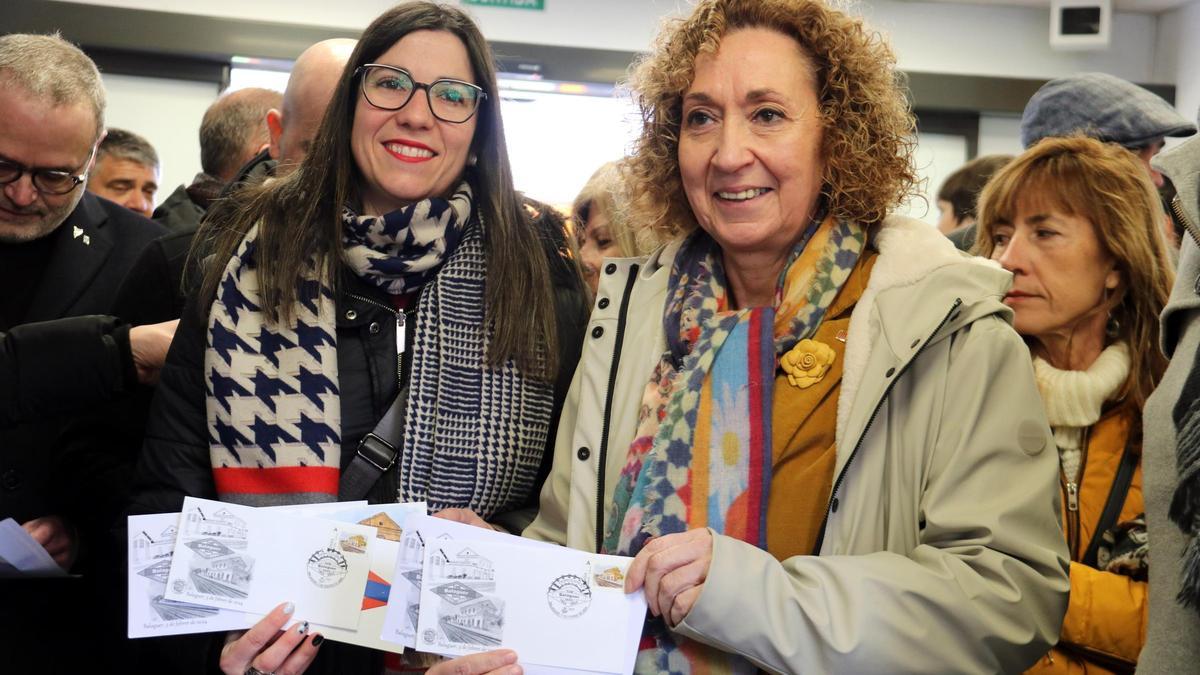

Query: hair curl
[[974, 135, 1173, 414], [624, 0, 918, 241]]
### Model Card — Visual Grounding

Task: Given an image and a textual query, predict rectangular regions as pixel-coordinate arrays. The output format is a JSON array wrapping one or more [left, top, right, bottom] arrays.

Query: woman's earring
[[467, 153, 478, 167], [1106, 312, 1121, 338]]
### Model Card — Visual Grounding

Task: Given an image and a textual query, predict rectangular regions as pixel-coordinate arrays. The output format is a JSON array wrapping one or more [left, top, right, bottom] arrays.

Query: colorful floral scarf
[[603, 214, 865, 674]]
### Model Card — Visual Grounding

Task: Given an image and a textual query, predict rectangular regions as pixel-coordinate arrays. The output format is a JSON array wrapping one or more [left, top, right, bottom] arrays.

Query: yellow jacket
[[1028, 408, 1147, 674]]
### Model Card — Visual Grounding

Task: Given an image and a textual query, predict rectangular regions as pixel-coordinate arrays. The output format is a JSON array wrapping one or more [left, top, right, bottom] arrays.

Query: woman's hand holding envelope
[[625, 527, 714, 628], [221, 602, 321, 675]]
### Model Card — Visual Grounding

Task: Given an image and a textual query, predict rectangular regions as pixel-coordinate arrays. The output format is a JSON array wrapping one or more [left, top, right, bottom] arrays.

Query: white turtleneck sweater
[[1032, 342, 1131, 483]]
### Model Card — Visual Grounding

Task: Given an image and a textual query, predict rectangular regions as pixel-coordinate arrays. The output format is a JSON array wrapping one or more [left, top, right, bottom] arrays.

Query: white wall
[[1155, 0, 1200, 142], [63, 0, 1182, 211], [60, 0, 1164, 82], [862, 0, 1160, 83], [978, 114, 1025, 157], [50, 0, 685, 52], [100, 73, 219, 209]]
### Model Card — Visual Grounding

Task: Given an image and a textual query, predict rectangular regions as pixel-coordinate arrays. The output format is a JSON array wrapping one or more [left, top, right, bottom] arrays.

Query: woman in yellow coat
[[976, 136, 1173, 673]]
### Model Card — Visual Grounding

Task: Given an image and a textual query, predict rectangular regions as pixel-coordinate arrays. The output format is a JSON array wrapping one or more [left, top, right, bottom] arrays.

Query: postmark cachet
[[307, 548, 349, 588], [547, 574, 592, 618]]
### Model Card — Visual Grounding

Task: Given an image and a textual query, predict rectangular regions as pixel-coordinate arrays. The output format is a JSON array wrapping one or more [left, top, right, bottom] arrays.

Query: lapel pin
[[835, 330, 847, 343], [73, 226, 83, 239]]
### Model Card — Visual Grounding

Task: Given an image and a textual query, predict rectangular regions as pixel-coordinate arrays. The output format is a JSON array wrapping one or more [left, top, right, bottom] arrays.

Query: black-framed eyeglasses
[[355, 64, 486, 124], [0, 144, 96, 196]]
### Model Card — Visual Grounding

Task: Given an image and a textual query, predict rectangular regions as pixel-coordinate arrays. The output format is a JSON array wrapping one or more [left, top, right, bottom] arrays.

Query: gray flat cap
[[1020, 72, 1196, 149]]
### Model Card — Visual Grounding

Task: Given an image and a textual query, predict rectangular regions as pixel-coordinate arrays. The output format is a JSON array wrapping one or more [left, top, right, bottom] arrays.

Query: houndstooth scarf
[[205, 183, 553, 517]]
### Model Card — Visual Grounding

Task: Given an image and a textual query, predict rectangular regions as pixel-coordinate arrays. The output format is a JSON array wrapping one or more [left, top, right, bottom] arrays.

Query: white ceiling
[[907, 0, 1193, 14]]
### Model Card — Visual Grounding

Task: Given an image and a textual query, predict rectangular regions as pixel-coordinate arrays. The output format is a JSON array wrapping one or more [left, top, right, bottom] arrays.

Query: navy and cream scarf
[[205, 183, 554, 517]]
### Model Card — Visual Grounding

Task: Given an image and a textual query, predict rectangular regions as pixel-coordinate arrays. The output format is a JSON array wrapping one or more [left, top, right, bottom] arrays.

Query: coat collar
[[1153, 136, 1200, 356], [24, 191, 115, 321], [837, 215, 1013, 445]]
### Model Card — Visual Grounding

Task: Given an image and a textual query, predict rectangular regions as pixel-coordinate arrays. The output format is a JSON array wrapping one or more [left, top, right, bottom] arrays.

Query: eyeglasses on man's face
[[355, 64, 486, 124], [0, 145, 96, 196]]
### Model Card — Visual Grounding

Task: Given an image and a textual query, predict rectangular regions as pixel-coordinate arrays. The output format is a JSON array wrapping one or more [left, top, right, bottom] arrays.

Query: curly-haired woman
[[517, 0, 1070, 671]]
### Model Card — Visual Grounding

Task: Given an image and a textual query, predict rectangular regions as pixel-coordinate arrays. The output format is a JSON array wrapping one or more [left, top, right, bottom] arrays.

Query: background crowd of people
[[3, 0, 1200, 673]]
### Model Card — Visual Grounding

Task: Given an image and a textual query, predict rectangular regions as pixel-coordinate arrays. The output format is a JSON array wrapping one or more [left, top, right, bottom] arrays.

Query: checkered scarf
[[204, 184, 553, 516], [604, 215, 864, 674]]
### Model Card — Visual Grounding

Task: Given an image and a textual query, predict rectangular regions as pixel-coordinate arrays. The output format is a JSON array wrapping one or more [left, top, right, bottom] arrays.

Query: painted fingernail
[[282, 602, 295, 615], [297, 621, 310, 635], [311, 634, 325, 647]]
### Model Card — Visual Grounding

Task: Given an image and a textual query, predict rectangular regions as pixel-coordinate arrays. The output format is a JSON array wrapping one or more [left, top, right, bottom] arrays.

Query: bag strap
[[1082, 434, 1139, 568], [338, 385, 408, 501]]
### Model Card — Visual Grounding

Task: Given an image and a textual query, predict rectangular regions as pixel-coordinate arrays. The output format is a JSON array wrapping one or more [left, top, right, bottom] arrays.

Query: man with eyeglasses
[[0, 32, 167, 671]]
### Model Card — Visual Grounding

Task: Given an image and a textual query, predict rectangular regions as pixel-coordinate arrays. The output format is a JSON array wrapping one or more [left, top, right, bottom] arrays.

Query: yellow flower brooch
[[781, 339, 836, 389]]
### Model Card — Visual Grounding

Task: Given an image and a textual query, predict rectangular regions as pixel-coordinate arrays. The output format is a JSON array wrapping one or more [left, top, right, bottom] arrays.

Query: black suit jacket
[[0, 193, 165, 672], [0, 192, 165, 524]]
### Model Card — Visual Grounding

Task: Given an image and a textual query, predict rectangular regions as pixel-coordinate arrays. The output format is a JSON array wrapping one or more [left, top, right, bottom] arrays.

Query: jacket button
[[830, 497, 839, 513], [368, 321, 381, 335], [1, 469, 21, 491], [345, 309, 358, 320], [597, 297, 610, 310], [885, 367, 895, 377], [577, 447, 591, 461], [604, 263, 617, 275], [591, 326, 604, 339]]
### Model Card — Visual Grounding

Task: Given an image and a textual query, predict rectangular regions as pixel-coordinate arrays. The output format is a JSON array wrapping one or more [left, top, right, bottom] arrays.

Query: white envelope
[[304, 502, 427, 653], [0, 517, 68, 577], [163, 497, 376, 629], [128, 512, 253, 638], [127, 501, 367, 638], [380, 514, 557, 650], [415, 537, 646, 674]]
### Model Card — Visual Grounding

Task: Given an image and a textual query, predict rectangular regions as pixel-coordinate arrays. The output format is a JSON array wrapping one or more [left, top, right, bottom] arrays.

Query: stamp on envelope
[[592, 565, 625, 589], [307, 548, 348, 588], [547, 574, 591, 618]]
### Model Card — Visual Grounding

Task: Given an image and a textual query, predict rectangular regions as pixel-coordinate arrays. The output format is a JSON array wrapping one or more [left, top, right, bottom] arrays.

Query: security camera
[[1050, 0, 1111, 50]]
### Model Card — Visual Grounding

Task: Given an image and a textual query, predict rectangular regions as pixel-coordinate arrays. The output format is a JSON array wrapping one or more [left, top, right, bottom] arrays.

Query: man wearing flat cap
[[1021, 72, 1195, 188], [950, 72, 1196, 250]]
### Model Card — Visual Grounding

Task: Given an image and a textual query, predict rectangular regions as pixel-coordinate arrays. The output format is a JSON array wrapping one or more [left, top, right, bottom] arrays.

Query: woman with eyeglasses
[[129, 3, 587, 673]]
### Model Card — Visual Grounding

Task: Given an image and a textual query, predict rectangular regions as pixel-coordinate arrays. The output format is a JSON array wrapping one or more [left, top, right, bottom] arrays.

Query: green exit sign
[[463, 0, 545, 9]]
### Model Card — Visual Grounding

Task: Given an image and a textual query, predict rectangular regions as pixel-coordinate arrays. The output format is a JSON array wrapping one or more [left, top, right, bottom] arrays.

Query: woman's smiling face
[[677, 27, 825, 258], [351, 30, 478, 214]]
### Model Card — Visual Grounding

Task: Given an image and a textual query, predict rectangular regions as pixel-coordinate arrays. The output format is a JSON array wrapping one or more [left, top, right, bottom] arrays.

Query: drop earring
[[1103, 286, 1120, 338], [1105, 312, 1121, 338]]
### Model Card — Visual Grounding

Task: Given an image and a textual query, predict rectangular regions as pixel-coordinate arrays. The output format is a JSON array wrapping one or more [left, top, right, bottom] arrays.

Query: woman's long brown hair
[[193, 1, 559, 378], [975, 135, 1174, 414]]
